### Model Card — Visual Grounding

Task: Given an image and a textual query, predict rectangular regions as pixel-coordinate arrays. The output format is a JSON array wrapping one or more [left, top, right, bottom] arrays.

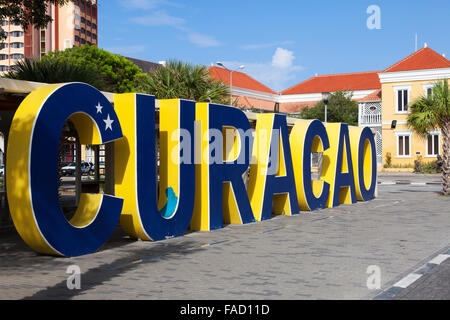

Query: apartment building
[[0, 0, 98, 73]]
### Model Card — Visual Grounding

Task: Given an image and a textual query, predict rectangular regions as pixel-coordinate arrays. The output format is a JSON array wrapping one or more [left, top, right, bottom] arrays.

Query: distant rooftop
[[208, 66, 277, 95], [383, 47, 450, 73], [125, 57, 162, 75], [281, 71, 382, 95]]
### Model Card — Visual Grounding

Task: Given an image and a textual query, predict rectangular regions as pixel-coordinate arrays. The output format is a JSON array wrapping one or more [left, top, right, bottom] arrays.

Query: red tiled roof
[[281, 71, 381, 95], [359, 89, 382, 102], [208, 66, 277, 94], [235, 96, 276, 111], [279, 101, 317, 113], [383, 47, 450, 73]]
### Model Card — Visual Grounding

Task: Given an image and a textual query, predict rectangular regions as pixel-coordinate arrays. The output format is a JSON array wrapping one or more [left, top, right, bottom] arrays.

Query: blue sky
[[99, 0, 450, 92]]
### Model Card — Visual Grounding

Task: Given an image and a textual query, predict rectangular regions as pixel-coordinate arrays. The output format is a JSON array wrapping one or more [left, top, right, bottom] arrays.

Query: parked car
[[61, 163, 76, 176], [0, 165, 4, 177], [62, 162, 95, 176]]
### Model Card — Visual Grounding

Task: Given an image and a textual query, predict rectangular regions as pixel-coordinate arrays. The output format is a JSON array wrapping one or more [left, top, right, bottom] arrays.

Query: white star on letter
[[96, 102, 103, 114], [103, 114, 114, 131]]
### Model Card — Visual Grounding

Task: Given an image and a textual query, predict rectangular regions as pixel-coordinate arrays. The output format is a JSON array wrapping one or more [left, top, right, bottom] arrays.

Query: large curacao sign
[[6, 83, 377, 257]]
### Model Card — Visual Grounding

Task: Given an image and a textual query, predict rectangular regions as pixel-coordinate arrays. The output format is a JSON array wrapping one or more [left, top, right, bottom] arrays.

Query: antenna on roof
[[424, 42, 428, 48], [415, 34, 418, 52]]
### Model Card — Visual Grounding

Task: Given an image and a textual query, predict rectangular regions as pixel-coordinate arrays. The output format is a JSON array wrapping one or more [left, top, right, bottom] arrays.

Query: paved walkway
[[0, 178, 449, 300]]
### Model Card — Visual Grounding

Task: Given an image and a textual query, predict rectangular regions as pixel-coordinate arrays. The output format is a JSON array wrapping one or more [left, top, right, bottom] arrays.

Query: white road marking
[[393, 273, 422, 288], [428, 254, 450, 265]]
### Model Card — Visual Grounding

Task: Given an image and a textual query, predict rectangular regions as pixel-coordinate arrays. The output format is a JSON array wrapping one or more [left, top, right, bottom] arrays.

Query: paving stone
[[1, 181, 450, 299]]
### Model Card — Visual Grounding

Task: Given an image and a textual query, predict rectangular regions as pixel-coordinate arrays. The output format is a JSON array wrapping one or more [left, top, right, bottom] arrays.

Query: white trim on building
[[379, 68, 450, 84]]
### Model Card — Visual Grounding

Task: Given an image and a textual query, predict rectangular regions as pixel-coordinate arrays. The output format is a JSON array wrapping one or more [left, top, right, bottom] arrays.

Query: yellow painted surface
[[191, 102, 210, 230], [6, 84, 62, 255], [247, 114, 275, 221], [322, 123, 354, 208], [114, 93, 150, 240], [381, 80, 444, 167]]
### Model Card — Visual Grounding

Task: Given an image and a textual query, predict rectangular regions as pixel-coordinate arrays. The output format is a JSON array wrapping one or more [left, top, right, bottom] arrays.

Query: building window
[[0, 65, 9, 72], [396, 132, 411, 157], [426, 132, 440, 157], [10, 53, 24, 60], [397, 89, 408, 112], [64, 39, 73, 49], [10, 31, 24, 37], [394, 85, 411, 113], [0, 54, 8, 60], [10, 42, 24, 48]]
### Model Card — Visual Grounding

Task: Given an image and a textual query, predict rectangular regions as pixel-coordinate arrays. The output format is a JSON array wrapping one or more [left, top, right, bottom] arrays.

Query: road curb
[[378, 181, 441, 186], [374, 251, 450, 300]]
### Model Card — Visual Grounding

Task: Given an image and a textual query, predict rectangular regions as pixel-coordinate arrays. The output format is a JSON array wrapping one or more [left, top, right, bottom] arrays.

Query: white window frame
[[422, 83, 434, 98], [394, 84, 411, 114], [425, 130, 440, 157], [394, 130, 412, 158]]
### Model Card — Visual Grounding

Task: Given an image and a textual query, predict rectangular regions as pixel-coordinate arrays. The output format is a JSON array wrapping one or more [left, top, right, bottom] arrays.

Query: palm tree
[[4, 57, 104, 89], [144, 60, 230, 104], [407, 79, 450, 195]]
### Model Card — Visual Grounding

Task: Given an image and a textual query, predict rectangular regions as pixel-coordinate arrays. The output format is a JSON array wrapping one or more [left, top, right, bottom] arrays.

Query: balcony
[[360, 113, 382, 126], [358, 101, 382, 127]]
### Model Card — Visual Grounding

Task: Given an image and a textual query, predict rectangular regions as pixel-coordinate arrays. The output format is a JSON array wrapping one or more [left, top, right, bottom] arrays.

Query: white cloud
[[125, 0, 163, 9], [188, 33, 221, 47], [131, 10, 185, 27], [131, 10, 185, 28], [220, 48, 303, 92], [271, 47, 296, 68], [127, 3, 221, 48]]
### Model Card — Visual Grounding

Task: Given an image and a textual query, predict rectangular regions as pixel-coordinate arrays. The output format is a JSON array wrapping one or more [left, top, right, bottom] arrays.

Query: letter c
[[6, 83, 124, 257]]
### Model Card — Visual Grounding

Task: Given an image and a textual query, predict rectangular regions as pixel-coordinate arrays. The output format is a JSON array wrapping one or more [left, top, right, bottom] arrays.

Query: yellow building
[[378, 46, 450, 168]]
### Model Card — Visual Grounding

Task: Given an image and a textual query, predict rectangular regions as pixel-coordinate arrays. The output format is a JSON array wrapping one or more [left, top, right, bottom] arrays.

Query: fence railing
[[360, 113, 382, 125]]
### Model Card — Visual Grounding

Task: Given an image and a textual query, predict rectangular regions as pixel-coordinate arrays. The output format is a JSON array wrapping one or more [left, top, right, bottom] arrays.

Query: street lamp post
[[216, 62, 245, 106], [322, 92, 331, 123]]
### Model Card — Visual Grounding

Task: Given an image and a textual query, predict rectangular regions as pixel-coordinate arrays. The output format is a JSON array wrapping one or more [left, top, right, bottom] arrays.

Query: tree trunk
[[441, 120, 450, 196]]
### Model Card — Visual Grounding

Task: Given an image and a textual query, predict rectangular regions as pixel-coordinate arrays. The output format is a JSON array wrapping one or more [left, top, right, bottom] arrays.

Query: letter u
[[114, 94, 196, 241]]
